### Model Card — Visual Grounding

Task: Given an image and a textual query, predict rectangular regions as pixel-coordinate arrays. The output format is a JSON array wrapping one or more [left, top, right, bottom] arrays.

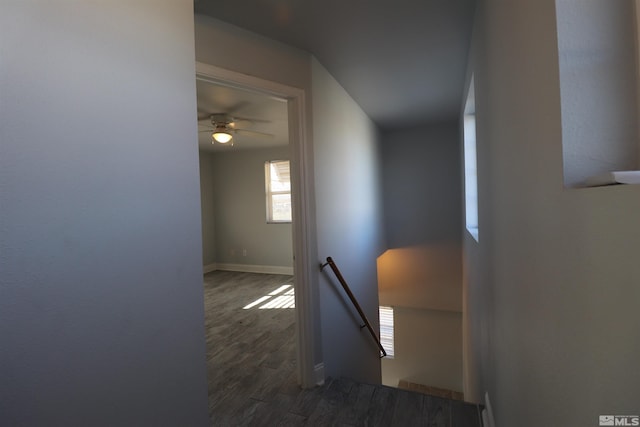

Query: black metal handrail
[[320, 256, 387, 358]]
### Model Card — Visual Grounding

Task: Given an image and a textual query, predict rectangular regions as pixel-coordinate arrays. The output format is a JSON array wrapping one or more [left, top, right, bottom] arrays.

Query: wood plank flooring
[[203, 271, 298, 426], [203, 271, 483, 426]]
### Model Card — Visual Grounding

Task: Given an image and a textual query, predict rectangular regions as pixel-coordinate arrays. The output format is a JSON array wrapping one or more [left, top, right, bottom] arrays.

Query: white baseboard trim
[[203, 263, 217, 274], [483, 391, 496, 427], [482, 410, 490, 427], [203, 263, 293, 275], [314, 363, 325, 386]]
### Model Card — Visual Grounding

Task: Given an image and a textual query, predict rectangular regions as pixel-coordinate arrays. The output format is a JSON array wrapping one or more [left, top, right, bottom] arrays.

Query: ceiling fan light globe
[[213, 132, 233, 144]]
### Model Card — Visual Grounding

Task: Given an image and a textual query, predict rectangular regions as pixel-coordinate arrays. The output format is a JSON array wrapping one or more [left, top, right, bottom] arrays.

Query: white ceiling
[[194, 0, 476, 131], [196, 79, 289, 152]]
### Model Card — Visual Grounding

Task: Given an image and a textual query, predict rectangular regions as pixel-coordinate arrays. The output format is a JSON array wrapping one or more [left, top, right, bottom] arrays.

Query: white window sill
[[583, 170, 640, 187], [466, 227, 479, 242]]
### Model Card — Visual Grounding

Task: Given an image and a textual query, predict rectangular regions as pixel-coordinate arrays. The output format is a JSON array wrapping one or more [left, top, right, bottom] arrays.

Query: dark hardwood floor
[[203, 271, 483, 426], [203, 271, 298, 425]]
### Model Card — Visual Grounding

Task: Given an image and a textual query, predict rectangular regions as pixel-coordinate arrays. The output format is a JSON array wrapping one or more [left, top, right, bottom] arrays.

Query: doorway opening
[[196, 78, 296, 417], [195, 62, 317, 418]]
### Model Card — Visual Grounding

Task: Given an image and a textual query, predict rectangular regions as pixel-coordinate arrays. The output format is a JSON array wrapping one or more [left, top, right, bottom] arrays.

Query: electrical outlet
[[242, 249, 247, 257]]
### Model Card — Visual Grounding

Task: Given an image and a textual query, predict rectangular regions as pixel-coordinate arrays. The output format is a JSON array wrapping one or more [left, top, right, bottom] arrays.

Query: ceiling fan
[[198, 113, 274, 146]]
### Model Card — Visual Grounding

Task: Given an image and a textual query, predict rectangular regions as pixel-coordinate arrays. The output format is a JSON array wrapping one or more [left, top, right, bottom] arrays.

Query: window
[[464, 76, 479, 241], [265, 160, 292, 223], [379, 306, 395, 358]]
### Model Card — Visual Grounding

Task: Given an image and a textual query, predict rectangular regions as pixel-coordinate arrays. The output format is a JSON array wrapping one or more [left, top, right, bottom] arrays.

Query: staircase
[[397, 379, 465, 402], [225, 376, 483, 426]]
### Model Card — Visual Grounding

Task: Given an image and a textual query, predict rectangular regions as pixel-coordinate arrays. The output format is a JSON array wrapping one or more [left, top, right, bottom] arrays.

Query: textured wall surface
[[209, 147, 293, 269], [313, 58, 387, 384], [464, 1, 640, 425], [0, 2, 209, 425], [378, 122, 463, 392], [557, 0, 639, 186]]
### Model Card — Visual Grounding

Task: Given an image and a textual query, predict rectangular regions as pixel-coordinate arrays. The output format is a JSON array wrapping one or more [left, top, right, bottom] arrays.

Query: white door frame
[[195, 62, 318, 388]]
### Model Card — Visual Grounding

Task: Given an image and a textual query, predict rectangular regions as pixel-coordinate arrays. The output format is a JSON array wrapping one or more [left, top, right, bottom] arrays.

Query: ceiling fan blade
[[233, 115, 271, 124], [235, 129, 275, 138], [198, 112, 231, 123]]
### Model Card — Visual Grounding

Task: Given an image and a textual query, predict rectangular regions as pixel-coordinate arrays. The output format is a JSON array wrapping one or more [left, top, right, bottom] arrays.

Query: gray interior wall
[[382, 123, 463, 248], [200, 151, 216, 266], [194, 15, 311, 91], [378, 245, 462, 312], [380, 308, 462, 393], [210, 147, 293, 268], [557, 0, 639, 187], [465, 1, 640, 425], [378, 123, 463, 391], [312, 58, 387, 384], [0, 2, 209, 425]]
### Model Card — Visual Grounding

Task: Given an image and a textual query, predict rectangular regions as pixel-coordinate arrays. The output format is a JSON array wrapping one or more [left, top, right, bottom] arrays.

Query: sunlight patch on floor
[[243, 284, 295, 309]]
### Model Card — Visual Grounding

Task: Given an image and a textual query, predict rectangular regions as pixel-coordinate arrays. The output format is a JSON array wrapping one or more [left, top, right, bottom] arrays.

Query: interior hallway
[[203, 271, 483, 426]]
